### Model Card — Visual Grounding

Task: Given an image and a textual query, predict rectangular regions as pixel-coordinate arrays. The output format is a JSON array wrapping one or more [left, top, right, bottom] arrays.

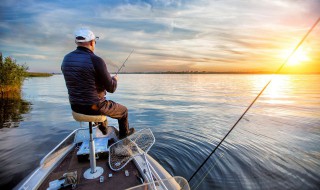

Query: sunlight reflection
[[262, 75, 295, 104]]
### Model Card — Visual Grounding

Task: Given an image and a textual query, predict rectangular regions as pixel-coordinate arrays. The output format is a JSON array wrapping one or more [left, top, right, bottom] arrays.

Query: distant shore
[[110, 71, 320, 75], [26, 72, 54, 77], [50, 71, 320, 75]]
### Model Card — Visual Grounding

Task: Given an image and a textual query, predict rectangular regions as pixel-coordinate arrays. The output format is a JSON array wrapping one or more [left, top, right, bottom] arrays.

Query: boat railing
[[74, 127, 98, 143], [40, 126, 100, 167], [40, 129, 77, 167], [125, 176, 190, 190]]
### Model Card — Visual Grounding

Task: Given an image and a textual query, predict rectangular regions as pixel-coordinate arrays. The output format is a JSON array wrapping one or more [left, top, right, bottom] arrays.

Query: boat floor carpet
[[38, 146, 142, 190]]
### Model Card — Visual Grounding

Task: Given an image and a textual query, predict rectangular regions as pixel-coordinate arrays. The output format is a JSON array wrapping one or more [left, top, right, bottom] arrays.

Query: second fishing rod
[[115, 49, 134, 76]]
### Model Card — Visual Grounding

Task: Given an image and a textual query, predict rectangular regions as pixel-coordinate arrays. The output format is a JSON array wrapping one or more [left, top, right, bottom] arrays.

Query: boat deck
[[38, 145, 142, 190]]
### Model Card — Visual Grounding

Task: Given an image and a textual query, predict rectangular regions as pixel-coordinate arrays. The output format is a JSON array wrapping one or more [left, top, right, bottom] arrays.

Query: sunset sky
[[0, 0, 319, 73]]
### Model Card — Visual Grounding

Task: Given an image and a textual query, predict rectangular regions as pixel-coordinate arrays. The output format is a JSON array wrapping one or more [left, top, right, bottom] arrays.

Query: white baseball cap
[[74, 28, 99, 42]]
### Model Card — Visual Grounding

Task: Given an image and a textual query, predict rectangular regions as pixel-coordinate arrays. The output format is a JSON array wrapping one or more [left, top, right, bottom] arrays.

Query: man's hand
[[112, 75, 118, 81]]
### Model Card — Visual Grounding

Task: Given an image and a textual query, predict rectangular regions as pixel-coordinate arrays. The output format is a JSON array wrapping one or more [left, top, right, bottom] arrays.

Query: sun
[[287, 47, 310, 66]]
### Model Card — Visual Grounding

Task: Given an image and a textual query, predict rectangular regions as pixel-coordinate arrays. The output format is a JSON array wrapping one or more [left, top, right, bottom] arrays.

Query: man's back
[[62, 47, 101, 106]]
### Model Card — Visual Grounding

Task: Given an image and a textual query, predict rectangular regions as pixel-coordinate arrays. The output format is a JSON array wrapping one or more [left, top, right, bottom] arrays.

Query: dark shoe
[[127, 128, 135, 136], [98, 124, 107, 135], [119, 128, 135, 139]]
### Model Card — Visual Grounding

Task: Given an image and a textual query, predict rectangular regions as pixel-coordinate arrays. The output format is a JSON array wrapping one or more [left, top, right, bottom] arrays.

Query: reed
[[0, 53, 28, 97]]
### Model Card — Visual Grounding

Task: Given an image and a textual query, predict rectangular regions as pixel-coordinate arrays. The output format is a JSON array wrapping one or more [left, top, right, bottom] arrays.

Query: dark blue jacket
[[61, 46, 117, 114]]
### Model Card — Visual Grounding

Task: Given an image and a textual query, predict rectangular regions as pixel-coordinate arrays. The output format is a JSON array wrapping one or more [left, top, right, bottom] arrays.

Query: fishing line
[[188, 17, 320, 184], [191, 152, 225, 190], [115, 49, 134, 76]]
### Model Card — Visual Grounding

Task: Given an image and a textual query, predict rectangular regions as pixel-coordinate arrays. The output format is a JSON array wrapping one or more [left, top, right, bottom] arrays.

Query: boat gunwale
[[40, 129, 78, 166], [16, 129, 78, 190]]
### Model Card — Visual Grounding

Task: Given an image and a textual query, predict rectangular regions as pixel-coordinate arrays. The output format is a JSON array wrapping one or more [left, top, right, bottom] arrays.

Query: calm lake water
[[0, 74, 319, 189]]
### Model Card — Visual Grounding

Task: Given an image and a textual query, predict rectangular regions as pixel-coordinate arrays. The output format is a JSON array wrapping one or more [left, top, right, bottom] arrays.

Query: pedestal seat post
[[72, 111, 107, 179]]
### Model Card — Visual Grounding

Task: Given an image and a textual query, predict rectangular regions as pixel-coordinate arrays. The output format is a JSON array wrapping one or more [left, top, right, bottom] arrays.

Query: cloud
[[12, 53, 47, 60], [0, 0, 319, 72]]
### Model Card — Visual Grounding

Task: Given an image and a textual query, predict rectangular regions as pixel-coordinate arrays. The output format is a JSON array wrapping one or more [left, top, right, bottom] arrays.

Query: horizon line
[[33, 71, 320, 75]]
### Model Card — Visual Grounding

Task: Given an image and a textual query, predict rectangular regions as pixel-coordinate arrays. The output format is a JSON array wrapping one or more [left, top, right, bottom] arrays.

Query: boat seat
[[72, 111, 106, 122], [72, 111, 106, 179]]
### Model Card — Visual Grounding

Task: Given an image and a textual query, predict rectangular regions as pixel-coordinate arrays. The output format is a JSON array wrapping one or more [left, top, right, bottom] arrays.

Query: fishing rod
[[188, 17, 320, 184], [115, 49, 134, 76]]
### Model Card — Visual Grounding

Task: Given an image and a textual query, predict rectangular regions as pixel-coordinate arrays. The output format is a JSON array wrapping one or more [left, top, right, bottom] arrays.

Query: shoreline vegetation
[[0, 54, 28, 97], [0, 54, 32, 128], [0, 54, 52, 97]]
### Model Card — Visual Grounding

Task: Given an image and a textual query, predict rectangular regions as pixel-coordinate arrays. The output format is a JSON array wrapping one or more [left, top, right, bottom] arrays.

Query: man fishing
[[61, 28, 134, 139]]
